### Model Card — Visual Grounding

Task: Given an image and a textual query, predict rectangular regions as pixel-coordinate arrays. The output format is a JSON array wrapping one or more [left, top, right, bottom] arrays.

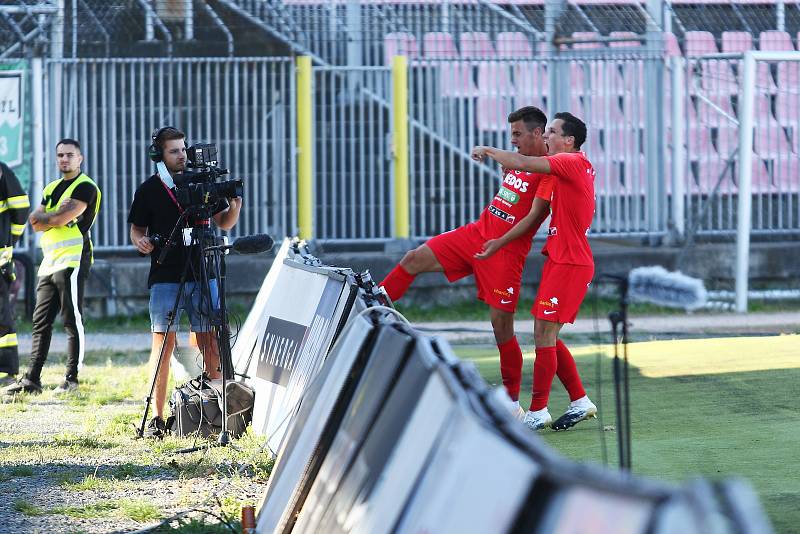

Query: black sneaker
[[143, 416, 167, 439], [3, 377, 43, 396], [54, 378, 79, 395]]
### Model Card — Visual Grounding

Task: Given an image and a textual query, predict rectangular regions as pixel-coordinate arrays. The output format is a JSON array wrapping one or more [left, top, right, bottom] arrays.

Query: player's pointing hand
[[471, 146, 489, 162]]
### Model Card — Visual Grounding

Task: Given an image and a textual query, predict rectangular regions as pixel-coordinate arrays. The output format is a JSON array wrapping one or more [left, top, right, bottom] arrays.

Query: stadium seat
[[496, 32, 534, 58], [753, 120, 793, 157], [769, 155, 800, 192], [688, 125, 715, 156], [460, 32, 495, 58], [663, 32, 682, 57], [423, 32, 477, 98], [722, 31, 776, 92], [759, 31, 799, 93], [462, 32, 513, 96], [721, 31, 753, 53], [609, 31, 640, 48], [476, 95, 512, 131], [685, 31, 717, 56], [384, 32, 419, 65], [693, 157, 727, 194], [423, 32, 458, 58]]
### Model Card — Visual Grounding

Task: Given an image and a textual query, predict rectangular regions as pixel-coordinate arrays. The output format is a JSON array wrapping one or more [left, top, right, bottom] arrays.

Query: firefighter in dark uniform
[[0, 162, 31, 386]]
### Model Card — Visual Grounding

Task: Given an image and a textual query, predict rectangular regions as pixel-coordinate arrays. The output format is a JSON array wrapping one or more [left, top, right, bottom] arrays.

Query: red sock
[[498, 336, 523, 401], [556, 339, 586, 402], [530, 346, 557, 411], [380, 264, 416, 301]]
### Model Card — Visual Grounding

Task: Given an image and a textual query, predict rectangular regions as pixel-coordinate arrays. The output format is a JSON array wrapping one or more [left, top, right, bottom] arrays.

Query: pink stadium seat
[[423, 32, 458, 58], [384, 32, 419, 65], [460, 32, 495, 58], [609, 31, 640, 48], [759, 31, 800, 91], [688, 126, 714, 155], [775, 91, 800, 126], [753, 120, 793, 157], [721, 31, 752, 53], [478, 62, 514, 96], [476, 95, 512, 131], [663, 32, 681, 57], [423, 32, 477, 98], [513, 62, 548, 102], [769, 156, 800, 192], [759, 30, 794, 51], [722, 31, 776, 92], [496, 32, 534, 58], [572, 32, 602, 50], [685, 31, 718, 55], [694, 157, 727, 193]]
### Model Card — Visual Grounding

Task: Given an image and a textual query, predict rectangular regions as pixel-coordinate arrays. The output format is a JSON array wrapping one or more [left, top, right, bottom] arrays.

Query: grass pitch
[[454, 334, 800, 534]]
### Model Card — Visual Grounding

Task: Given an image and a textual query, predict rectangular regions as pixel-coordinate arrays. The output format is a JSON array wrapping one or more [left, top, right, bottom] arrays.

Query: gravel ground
[[0, 376, 269, 533]]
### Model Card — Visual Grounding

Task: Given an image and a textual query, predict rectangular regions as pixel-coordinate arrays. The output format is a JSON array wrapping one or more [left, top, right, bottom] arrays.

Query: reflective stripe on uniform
[[41, 237, 84, 253], [10, 223, 25, 236], [0, 333, 18, 348], [6, 195, 30, 209]]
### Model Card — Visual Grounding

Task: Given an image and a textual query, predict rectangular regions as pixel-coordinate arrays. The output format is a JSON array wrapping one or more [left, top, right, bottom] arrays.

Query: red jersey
[[541, 151, 595, 266], [475, 169, 553, 257]]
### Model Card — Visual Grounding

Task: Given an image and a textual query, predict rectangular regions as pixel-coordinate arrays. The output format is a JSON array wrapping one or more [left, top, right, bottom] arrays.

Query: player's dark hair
[[56, 138, 81, 152], [554, 112, 587, 149], [508, 106, 547, 133], [154, 127, 185, 150]]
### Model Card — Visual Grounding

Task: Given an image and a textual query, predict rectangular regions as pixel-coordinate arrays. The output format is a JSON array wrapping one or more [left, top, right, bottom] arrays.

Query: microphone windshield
[[628, 266, 707, 310], [232, 234, 274, 254]]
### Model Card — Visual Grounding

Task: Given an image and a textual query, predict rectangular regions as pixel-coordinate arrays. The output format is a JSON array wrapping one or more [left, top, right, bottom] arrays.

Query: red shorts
[[426, 223, 525, 313], [532, 260, 594, 324]]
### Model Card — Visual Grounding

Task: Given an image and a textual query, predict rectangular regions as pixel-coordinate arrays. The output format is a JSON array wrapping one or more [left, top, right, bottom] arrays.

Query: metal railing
[[43, 57, 297, 251]]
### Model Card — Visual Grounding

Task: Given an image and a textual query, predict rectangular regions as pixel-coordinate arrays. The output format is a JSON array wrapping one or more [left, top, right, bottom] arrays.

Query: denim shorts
[[149, 280, 219, 333]]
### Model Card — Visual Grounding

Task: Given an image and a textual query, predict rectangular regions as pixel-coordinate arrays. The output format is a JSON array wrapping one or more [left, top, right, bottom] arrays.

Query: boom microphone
[[228, 234, 274, 254], [627, 266, 707, 310]]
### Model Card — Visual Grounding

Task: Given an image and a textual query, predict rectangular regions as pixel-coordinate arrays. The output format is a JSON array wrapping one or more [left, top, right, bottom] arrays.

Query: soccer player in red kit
[[471, 112, 598, 431], [380, 106, 552, 418]]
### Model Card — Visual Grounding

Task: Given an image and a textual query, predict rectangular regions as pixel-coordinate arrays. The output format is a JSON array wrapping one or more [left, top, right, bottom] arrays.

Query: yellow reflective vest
[[38, 174, 101, 277]]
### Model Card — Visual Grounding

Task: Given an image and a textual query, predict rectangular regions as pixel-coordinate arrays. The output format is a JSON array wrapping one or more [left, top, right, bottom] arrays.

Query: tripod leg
[[611, 331, 626, 470]]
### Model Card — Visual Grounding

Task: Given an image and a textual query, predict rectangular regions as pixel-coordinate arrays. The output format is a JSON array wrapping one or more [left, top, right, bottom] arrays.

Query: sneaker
[[512, 404, 526, 421], [54, 378, 79, 395], [143, 416, 166, 439], [3, 377, 43, 396], [551, 396, 597, 431], [523, 408, 552, 431]]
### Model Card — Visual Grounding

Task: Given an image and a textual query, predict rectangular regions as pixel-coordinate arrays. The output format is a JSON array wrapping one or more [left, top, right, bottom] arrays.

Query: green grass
[[395, 294, 800, 323], [454, 335, 800, 534], [0, 348, 266, 532]]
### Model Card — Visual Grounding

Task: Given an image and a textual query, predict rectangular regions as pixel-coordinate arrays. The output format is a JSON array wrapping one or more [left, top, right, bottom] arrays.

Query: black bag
[[168, 377, 255, 439]]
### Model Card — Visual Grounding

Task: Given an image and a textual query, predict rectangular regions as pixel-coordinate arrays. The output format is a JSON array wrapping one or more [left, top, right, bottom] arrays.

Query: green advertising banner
[[0, 61, 30, 191]]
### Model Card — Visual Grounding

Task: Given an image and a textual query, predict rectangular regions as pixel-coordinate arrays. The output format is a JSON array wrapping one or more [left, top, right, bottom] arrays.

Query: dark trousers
[[25, 263, 88, 383], [0, 272, 18, 375]]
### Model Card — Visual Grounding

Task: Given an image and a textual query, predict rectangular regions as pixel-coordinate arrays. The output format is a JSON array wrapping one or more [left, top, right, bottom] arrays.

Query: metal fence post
[[297, 56, 313, 239], [392, 55, 409, 239]]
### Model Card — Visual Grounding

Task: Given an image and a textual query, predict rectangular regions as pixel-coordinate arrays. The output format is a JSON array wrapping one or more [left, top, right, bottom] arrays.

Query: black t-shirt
[[42, 174, 100, 266], [127, 174, 229, 287]]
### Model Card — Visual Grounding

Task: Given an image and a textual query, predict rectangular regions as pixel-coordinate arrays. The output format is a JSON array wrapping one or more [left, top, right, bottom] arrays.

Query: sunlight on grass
[[13, 499, 45, 516]]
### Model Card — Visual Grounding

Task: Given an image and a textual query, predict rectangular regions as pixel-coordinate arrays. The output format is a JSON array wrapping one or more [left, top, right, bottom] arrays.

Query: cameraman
[[127, 127, 241, 438]]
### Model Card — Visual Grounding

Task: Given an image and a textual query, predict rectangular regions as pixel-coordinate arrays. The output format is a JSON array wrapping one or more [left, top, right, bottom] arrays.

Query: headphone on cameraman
[[148, 125, 180, 163]]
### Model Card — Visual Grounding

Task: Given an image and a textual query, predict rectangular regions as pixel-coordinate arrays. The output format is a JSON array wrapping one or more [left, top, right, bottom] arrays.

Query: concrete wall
[[58, 238, 800, 317]]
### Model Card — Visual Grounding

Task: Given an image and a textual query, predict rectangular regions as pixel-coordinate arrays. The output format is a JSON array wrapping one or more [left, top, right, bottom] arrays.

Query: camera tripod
[[606, 275, 632, 471], [136, 209, 237, 449]]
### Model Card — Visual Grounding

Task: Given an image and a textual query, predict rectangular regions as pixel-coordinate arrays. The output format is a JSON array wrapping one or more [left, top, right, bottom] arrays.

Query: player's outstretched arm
[[475, 197, 551, 260], [471, 146, 552, 174]]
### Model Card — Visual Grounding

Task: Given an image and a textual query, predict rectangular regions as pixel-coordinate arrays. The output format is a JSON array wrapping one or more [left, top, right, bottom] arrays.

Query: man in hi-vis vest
[[3, 139, 101, 396]]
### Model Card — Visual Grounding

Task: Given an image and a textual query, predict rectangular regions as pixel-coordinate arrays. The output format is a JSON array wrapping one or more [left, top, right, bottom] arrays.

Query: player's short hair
[[508, 106, 547, 133], [554, 112, 587, 149], [56, 138, 81, 152], [154, 127, 186, 150]]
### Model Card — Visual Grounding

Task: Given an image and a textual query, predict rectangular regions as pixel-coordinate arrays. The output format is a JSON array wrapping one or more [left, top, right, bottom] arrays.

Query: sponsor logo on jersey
[[496, 186, 520, 204], [550, 297, 559, 305], [488, 205, 514, 223], [503, 173, 530, 193], [507, 287, 514, 294], [500, 299, 513, 304], [493, 288, 513, 298], [538, 299, 557, 309], [548, 226, 557, 236]]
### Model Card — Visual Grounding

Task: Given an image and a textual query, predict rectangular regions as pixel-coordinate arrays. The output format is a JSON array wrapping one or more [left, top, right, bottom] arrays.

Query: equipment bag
[[168, 377, 255, 438]]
